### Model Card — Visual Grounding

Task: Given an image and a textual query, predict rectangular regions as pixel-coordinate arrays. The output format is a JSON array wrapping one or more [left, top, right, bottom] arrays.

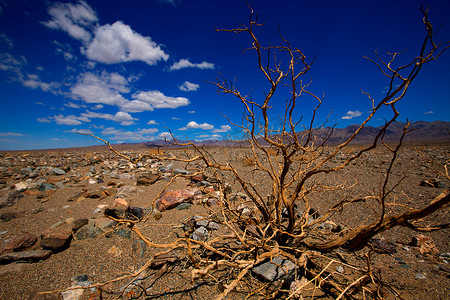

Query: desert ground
[[0, 144, 448, 299]]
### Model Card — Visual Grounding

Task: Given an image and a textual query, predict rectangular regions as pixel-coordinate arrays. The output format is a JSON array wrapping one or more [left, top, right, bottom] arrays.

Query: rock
[[113, 197, 129, 210], [115, 186, 143, 198], [104, 208, 126, 219], [95, 217, 118, 230], [74, 225, 103, 240], [289, 277, 309, 299], [127, 206, 144, 220], [0, 233, 38, 255], [0, 211, 22, 222], [191, 174, 206, 183], [15, 181, 29, 191], [114, 228, 131, 238], [174, 168, 189, 175], [136, 173, 160, 186], [150, 253, 178, 269], [176, 203, 191, 210], [71, 219, 89, 232], [107, 245, 123, 257], [415, 273, 426, 279], [132, 240, 147, 258], [39, 183, 55, 191], [191, 226, 209, 242], [155, 189, 195, 211], [52, 168, 66, 175], [368, 238, 397, 254], [40, 227, 72, 251], [252, 256, 297, 281], [336, 265, 344, 273], [0, 249, 52, 264], [411, 234, 439, 255], [0, 190, 23, 208]]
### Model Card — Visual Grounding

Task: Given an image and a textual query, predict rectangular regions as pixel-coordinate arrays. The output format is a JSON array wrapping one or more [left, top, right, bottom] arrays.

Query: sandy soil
[[0, 145, 448, 299]]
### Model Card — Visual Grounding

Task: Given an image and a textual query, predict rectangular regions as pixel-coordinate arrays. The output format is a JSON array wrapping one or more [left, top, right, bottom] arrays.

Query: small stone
[[71, 218, 89, 232], [191, 226, 209, 242], [15, 182, 28, 191], [52, 168, 66, 175], [136, 173, 160, 186], [176, 203, 191, 210], [153, 212, 162, 220], [74, 225, 103, 240], [113, 198, 129, 210], [40, 227, 72, 251], [207, 221, 220, 230], [132, 240, 146, 258], [0, 211, 22, 222], [107, 245, 123, 257], [252, 256, 297, 282], [0, 249, 52, 264], [415, 273, 426, 279], [411, 234, 439, 255], [39, 183, 55, 191], [116, 186, 143, 198], [150, 253, 178, 269], [173, 168, 189, 175], [126, 206, 144, 220], [336, 266, 344, 273]]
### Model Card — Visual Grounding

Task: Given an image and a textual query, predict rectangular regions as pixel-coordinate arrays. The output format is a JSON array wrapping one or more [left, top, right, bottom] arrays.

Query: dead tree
[[76, 5, 449, 299]]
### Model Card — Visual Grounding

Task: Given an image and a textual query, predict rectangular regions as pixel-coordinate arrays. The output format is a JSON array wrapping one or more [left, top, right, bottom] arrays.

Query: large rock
[[0, 249, 52, 264], [40, 227, 72, 251], [0, 232, 37, 255], [155, 189, 195, 211]]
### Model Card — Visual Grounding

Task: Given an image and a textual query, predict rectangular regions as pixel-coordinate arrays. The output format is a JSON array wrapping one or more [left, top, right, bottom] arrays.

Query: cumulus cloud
[[53, 114, 83, 125], [179, 81, 200, 92], [43, 0, 98, 42], [84, 21, 169, 65], [127, 91, 190, 112], [81, 110, 137, 125], [213, 125, 231, 133], [341, 110, 362, 120], [169, 59, 214, 71], [147, 120, 158, 125], [70, 71, 129, 106], [101, 127, 159, 141], [37, 117, 52, 123], [179, 121, 214, 131]]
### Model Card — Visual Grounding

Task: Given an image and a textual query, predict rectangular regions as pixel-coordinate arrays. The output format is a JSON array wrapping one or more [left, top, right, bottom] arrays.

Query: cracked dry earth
[[0, 144, 449, 299]]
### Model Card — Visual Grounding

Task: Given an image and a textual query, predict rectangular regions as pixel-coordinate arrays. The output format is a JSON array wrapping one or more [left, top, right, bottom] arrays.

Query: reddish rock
[[155, 189, 195, 211], [113, 197, 129, 210], [191, 174, 206, 183], [0, 233, 37, 255], [40, 227, 72, 251], [0, 249, 52, 264]]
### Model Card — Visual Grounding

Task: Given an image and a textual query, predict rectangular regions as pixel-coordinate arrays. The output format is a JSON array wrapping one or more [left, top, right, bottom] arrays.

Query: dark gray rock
[[39, 183, 55, 191], [114, 228, 131, 238], [0, 190, 23, 208], [74, 225, 103, 240], [176, 203, 191, 210], [252, 256, 297, 282], [52, 168, 66, 175]]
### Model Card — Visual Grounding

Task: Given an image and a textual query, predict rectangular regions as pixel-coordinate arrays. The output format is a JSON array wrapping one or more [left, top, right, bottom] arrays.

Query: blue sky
[[0, 0, 449, 150]]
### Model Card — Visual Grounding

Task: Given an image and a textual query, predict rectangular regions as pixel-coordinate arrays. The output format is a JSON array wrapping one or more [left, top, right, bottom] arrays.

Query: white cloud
[[35, 102, 45, 106], [70, 71, 128, 106], [341, 110, 362, 120], [147, 120, 158, 125], [171, 117, 181, 120], [179, 81, 200, 92], [84, 21, 169, 65], [179, 121, 214, 131], [37, 117, 52, 123], [157, 132, 172, 139], [81, 110, 137, 125], [169, 59, 214, 71], [129, 90, 189, 111], [22, 74, 60, 92], [0, 132, 25, 137], [67, 128, 93, 134], [120, 100, 153, 113], [53, 114, 83, 125], [188, 110, 195, 114], [43, 1, 98, 42], [424, 111, 434, 115], [0, 34, 13, 49], [93, 104, 103, 110], [64, 101, 84, 109], [101, 127, 159, 141], [213, 125, 231, 133]]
